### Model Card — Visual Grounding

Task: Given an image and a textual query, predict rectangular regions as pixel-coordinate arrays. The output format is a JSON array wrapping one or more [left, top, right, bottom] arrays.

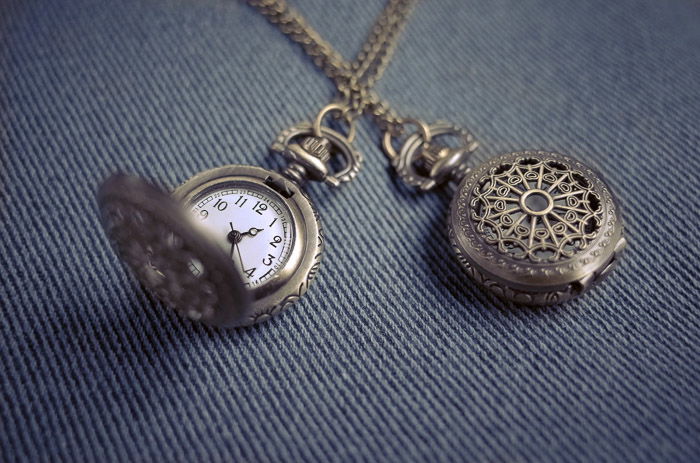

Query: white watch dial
[[187, 182, 294, 288]]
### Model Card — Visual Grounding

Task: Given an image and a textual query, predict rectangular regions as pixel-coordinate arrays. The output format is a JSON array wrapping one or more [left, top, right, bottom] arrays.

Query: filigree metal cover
[[98, 174, 251, 327], [448, 151, 626, 305]]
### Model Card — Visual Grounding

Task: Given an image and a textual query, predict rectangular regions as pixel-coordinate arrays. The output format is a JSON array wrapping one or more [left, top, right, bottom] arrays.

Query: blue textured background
[[1, 0, 699, 461]]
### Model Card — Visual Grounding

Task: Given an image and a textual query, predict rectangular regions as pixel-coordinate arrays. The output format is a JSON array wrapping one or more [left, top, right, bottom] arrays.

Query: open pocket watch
[[98, 105, 360, 327]]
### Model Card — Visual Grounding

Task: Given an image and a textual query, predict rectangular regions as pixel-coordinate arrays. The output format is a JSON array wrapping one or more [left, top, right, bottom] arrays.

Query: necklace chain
[[246, 0, 416, 133]]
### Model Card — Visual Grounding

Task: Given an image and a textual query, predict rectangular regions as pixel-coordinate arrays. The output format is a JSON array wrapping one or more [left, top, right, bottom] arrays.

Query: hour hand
[[242, 227, 264, 237]]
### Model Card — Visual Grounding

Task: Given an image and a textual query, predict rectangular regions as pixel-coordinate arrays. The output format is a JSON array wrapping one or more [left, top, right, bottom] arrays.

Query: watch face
[[187, 182, 295, 288]]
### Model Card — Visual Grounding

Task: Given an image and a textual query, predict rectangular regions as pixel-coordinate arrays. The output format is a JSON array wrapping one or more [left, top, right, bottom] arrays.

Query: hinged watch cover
[[97, 174, 251, 327]]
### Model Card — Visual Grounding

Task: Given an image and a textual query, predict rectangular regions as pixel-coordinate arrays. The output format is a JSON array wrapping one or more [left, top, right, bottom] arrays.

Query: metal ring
[[392, 122, 476, 190], [381, 118, 433, 161], [271, 122, 363, 186], [403, 118, 433, 144], [312, 103, 357, 143]]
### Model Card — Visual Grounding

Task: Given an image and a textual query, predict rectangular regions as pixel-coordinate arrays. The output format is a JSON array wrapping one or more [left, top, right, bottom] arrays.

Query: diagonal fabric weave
[[1, 0, 699, 461]]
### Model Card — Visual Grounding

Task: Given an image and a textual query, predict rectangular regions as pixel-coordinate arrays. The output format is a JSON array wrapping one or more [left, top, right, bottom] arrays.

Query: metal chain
[[245, 0, 348, 88], [246, 0, 414, 133], [350, 0, 414, 91]]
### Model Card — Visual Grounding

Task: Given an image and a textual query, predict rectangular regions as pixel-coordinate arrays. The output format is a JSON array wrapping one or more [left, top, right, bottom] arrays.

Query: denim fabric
[[1, 0, 699, 461]]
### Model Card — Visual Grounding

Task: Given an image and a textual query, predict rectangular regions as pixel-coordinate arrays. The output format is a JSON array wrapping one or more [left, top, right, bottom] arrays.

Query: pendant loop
[[382, 118, 433, 160], [271, 113, 362, 188], [312, 102, 358, 143], [384, 121, 479, 191]]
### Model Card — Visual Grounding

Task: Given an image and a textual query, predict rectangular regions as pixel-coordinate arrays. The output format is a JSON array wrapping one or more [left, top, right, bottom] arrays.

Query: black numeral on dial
[[213, 199, 227, 211], [252, 201, 268, 215]]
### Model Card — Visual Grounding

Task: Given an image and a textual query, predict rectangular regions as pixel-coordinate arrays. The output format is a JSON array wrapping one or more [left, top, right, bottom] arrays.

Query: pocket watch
[[385, 122, 627, 304], [448, 151, 626, 304], [98, 106, 361, 327]]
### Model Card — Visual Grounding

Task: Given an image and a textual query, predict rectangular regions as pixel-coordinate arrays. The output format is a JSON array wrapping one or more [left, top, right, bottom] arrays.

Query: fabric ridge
[[1, 0, 699, 461]]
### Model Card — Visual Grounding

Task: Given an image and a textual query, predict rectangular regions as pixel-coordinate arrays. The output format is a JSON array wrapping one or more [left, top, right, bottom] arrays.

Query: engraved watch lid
[[97, 173, 251, 327], [449, 151, 625, 304]]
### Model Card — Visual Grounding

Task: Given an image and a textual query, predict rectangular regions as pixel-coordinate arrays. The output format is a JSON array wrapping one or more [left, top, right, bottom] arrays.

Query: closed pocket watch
[[448, 151, 626, 304], [98, 106, 361, 327], [385, 122, 627, 304]]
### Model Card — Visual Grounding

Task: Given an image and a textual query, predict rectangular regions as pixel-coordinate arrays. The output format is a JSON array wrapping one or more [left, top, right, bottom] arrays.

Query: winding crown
[[301, 136, 331, 162]]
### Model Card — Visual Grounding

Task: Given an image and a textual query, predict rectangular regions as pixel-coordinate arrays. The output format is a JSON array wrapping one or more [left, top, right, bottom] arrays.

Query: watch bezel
[[173, 164, 324, 325]]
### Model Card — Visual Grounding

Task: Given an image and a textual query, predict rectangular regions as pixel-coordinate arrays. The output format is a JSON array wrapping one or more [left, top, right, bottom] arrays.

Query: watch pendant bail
[[279, 135, 333, 185], [271, 103, 363, 188], [384, 121, 479, 191]]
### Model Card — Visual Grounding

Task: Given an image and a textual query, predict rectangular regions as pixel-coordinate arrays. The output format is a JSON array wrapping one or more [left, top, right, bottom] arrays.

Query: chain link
[[245, 0, 348, 85], [350, 0, 414, 90], [246, 0, 415, 133]]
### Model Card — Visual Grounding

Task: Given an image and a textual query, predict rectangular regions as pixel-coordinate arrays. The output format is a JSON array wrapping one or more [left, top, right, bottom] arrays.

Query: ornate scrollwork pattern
[[448, 228, 579, 305], [448, 151, 625, 305], [470, 156, 603, 263]]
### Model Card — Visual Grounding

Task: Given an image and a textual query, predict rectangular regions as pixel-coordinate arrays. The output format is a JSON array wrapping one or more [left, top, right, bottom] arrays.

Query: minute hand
[[233, 241, 246, 271]]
